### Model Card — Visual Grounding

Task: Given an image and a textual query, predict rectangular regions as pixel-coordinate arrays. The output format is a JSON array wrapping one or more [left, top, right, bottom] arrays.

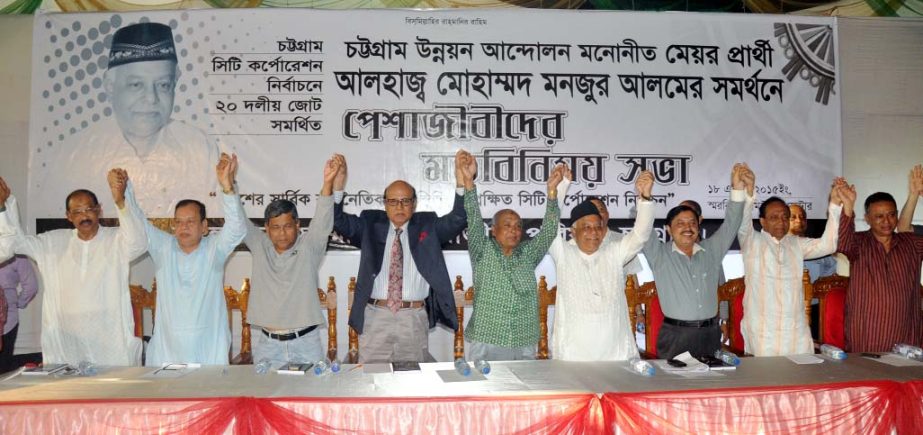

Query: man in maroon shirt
[[837, 179, 923, 352]]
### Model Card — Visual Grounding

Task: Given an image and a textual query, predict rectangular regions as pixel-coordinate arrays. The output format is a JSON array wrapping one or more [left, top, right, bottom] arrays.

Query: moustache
[[79, 219, 92, 226]]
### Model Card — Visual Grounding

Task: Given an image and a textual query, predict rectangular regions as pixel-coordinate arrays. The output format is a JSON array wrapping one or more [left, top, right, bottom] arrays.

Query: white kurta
[[738, 200, 842, 356], [549, 200, 654, 361], [0, 186, 147, 365], [41, 118, 219, 218], [144, 193, 247, 366]]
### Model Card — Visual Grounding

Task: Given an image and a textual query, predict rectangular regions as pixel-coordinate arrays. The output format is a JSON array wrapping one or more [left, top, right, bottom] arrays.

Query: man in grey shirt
[[244, 154, 342, 365], [641, 163, 753, 360]]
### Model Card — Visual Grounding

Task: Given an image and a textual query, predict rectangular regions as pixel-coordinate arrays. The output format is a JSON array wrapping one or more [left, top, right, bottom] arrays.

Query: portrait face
[[105, 60, 177, 141], [173, 203, 208, 251], [865, 200, 897, 239], [760, 201, 791, 240], [384, 181, 416, 228], [666, 210, 700, 250], [572, 214, 605, 255], [788, 204, 807, 236], [66, 192, 101, 236], [267, 211, 299, 253], [589, 199, 610, 224], [490, 210, 523, 254]]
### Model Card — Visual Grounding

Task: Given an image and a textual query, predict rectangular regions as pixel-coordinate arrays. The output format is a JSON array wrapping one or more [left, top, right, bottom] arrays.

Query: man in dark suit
[[333, 153, 468, 362]]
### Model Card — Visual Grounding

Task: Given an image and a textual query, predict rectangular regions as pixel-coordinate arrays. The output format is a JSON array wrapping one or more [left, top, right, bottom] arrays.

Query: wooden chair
[[224, 278, 252, 365], [129, 280, 157, 339], [317, 276, 339, 362], [812, 274, 849, 349], [801, 269, 813, 329], [717, 277, 746, 355], [347, 277, 360, 363], [452, 276, 475, 360], [624, 275, 661, 359], [537, 276, 556, 360]]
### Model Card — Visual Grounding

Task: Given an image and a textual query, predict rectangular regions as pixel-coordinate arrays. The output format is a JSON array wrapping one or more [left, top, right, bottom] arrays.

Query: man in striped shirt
[[838, 178, 923, 352], [738, 178, 843, 356]]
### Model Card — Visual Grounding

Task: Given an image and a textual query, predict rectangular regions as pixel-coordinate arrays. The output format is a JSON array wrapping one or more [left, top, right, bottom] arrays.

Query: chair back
[[347, 277, 360, 363], [452, 276, 474, 360], [624, 275, 661, 358], [224, 278, 252, 364], [717, 277, 746, 354], [129, 280, 157, 338], [813, 274, 849, 349], [537, 276, 556, 360], [317, 276, 338, 362]]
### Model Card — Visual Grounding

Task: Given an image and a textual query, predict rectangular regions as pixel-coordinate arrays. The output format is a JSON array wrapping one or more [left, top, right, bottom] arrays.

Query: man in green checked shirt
[[457, 150, 568, 361]]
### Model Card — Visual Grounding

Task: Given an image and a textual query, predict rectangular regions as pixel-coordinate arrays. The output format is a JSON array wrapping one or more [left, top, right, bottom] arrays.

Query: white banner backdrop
[[28, 9, 840, 225]]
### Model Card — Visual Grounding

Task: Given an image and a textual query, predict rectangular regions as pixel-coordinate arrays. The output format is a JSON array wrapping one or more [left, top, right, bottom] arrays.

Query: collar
[[671, 241, 703, 256], [760, 229, 786, 244]]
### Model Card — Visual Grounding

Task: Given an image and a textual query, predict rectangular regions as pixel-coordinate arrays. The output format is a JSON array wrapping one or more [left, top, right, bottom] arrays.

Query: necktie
[[387, 228, 404, 313]]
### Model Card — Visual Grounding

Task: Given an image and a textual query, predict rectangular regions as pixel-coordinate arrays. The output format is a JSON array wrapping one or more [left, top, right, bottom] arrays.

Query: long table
[[1, 356, 921, 434]]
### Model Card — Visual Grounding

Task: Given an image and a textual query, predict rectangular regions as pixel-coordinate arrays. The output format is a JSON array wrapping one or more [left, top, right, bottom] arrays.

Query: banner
[[28, 9, 840, 229]]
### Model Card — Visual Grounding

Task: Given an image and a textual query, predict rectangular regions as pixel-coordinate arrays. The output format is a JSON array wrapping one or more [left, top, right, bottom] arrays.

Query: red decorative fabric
[[602, 380, 904, 435], [822, 287, 847, 349], [0, 394, 604, 434], [730, 292, 745, 351], [646, 296, 664, 358]]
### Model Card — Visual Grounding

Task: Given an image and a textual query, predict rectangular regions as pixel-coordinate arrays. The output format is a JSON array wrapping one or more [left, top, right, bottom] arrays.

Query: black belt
[[663, 316, 719, 328], [261, 325, 318, 341]]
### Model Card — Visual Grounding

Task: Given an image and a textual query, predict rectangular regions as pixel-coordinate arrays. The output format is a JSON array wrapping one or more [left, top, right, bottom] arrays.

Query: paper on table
[[437, 369, 487, 383], [142, 363, 201, 378], [874, 353, 923, 367], [786, 354, 824, 365], [653, 352, 710, 373]]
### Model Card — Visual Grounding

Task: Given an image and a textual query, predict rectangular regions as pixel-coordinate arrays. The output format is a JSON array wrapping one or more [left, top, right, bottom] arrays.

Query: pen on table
[[348, 364, 363, 373]]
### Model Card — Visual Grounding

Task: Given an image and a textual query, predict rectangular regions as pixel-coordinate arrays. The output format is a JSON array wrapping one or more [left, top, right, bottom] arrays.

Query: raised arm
[[215, 153, 247, 256], [331, 155, 365, 246], [521, 164, 565, 263], [302, 154, 340, 257], [0, 177, 41, 261], [737, 166, 757, 252], [706, 163, 749, 255], [435, 150, 469, 244], [800, 178, 844, 259], [614, 171, 655, 263], [898, 165, 922, 233], [459, 150, 487, 259], [109, 169, 149, 260], [836, 179, 860, 260]]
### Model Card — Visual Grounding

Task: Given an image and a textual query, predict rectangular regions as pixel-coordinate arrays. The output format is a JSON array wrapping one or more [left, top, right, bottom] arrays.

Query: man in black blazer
[[333, 153, 468, 362]]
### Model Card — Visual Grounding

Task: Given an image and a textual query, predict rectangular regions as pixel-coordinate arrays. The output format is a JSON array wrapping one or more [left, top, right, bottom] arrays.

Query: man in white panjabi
[[549, 171, 655, 361], [738, 175, 843, 357], [0, 171, 147, 365]]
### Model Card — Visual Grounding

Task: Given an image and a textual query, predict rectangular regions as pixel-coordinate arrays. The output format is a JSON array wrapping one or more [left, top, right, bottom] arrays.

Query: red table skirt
[[2, 381, 922, 434]]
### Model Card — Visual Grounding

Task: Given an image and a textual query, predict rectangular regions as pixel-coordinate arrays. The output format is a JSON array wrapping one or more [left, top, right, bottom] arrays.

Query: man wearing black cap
[[548, 170, 655, 361], [47, 21, 218, 218]]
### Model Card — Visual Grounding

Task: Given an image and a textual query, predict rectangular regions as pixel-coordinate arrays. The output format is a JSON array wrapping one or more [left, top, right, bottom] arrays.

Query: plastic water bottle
[[77, 361, 97, 376], [454, 358, 471, 376], [254, 358, 272, 375], [820, 344, 847, 360], [329, 359, 341, 373], [313, 360, 329, 375], [714, 350, 741, 366], [893, 343, 923, 361], [627, 357, 654, 377], [474, 359, 491, 374]]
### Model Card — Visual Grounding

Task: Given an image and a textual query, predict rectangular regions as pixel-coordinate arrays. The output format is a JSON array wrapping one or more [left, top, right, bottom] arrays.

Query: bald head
[[383, 180, 417, 227]]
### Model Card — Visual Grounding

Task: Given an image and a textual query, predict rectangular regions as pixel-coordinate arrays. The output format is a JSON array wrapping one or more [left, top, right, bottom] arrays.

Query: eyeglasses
[[384, 198, 415, 207], [173, 218, 202, 228], [67, 206, 99, 216]]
